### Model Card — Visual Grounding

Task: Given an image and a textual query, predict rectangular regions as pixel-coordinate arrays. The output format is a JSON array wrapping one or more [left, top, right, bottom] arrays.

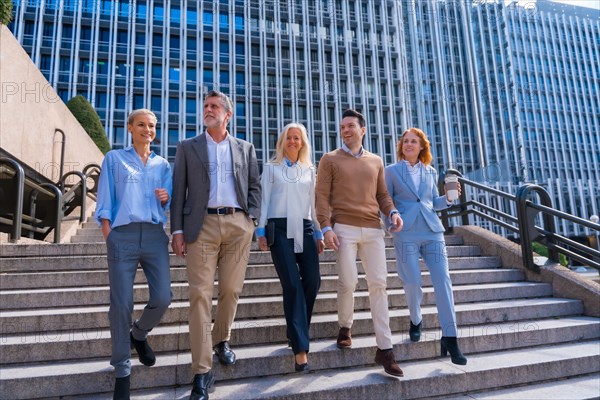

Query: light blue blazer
[[384, 161, 449, 233]]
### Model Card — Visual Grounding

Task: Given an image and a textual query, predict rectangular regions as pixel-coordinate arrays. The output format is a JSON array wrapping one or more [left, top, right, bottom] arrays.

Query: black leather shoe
[[409, 321, 422, 342], [113, 375, 130, 400], [213, 341, 236, 366], [130, 332, 156, 366], [189, 370, 215, 400]]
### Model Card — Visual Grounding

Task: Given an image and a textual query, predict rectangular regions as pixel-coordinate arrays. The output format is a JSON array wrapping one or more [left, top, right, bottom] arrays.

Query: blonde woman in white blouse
[[256, 123, 325, 372]]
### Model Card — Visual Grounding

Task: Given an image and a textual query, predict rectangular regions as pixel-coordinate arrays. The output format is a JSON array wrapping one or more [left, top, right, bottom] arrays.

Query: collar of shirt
[[205, 130, 231, 144], [124, 146, 156, 162], [341, 143, 364, 158], [284, 157, 297, 167], [403, 159, 422, 171]]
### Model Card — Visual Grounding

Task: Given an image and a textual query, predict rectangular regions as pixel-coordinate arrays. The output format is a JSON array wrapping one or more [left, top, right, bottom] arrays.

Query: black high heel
[[440, 336, 467, 365]]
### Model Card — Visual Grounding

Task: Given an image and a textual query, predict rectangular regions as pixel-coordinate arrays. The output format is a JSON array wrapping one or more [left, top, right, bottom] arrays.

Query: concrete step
[[442, 373, 600, 400], [0, 269, 527, 334], [0, 264, 510, 310], [0, 246, 486, 288], [1, 328, 597, 399], [0, 282, 556, 363], [0, 241, 472, 273], [0, 235, 467, 258]]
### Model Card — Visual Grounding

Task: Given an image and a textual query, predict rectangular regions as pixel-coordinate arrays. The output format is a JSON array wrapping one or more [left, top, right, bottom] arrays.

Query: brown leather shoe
[[336, 327, 352, 349], [374, 348, 404, 377]]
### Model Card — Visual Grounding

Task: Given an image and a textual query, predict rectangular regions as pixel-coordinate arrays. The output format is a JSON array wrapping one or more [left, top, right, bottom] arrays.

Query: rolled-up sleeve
[[95, 153, 115, 226]]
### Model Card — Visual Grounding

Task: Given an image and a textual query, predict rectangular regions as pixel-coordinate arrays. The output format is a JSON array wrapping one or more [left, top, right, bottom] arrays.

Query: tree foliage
[[67, 95, 111, 154], [0, 0, 13, 26]]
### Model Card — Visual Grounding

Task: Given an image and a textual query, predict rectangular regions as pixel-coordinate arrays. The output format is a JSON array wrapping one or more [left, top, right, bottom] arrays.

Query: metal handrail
[[60, 171, 88, 223], [55, 129, 66, 190], [441, 169, 600, 272], [0, 158, 25, 242]]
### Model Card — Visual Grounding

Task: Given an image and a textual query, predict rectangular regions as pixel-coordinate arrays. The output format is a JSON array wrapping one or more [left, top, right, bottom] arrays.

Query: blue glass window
[[134, 63, 144, 77], [96, 92, 107, 108], [170, 35, 180, 48], [169, 67, 180, 82], [151, 96, 161, 111], [171, 7, 181, 23], [117, 30, 128, 44], [40, 55, 51, 70], [220, 71, 229, 85], [80, 27, 91, 40], [119, 2, 129, 16], [137, 3, 147, 19], [133, 94, 144, 109], [99, 28, 110, 42], [101, 0, 111, 14], [203, 38, 213, 52], [187, 67, 197, 82], [169, 98, 179, 113], [43, 22, 53, 37], [97, 60, 108, 74], [152, 64, 162, 79], [153, 32, 163, 47], [219, 13, 229, 30], [187, 36, 197, 51], [203, 69, 213, 85], [186, 98, 196, 113], [62, 24, 73, 39], [135, 32, 145, 46], [236, 103, 245, 117], [59, 57, 70, 72], [154, 5, 164, 21], [235, 15, 244, 32], [187, 9, 198, 26], [203, 11, 213, 27], [115, 94, 126, 109]]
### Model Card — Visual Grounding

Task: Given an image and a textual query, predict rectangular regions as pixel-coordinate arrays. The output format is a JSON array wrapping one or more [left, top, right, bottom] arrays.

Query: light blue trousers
[[106, 222, 172, 377], [392, 214, 458, 337]]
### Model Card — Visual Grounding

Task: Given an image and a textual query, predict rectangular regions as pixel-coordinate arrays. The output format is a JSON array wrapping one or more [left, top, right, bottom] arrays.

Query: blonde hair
[[127, 109, 157, 126], [271, 123, 313, 166], [396, 127, 433, 165]]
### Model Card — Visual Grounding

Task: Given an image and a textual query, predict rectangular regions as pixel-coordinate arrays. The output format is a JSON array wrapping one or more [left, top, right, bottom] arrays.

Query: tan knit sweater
[[316, 148, 395, 229]]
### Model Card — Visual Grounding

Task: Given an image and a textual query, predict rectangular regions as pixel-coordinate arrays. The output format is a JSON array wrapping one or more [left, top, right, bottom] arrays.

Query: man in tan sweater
[[316, 109, 404, 377]]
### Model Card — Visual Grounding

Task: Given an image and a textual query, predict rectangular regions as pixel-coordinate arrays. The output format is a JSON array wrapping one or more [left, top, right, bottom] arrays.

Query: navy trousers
[[106, 222, 172, 377], [268, 218, 321, 355]]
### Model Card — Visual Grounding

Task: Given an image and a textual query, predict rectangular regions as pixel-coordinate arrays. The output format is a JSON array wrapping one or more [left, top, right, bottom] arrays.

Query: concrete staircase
[[1, 217, 599, 399]]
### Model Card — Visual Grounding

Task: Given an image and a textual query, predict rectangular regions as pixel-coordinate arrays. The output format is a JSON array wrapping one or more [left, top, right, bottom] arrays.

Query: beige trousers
[[186, 212, 254, 374], [333, 223, 393, 350]]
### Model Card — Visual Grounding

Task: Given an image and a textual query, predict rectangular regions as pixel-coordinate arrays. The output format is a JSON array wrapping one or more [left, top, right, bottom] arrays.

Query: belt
[[207, 207, 244, 215]]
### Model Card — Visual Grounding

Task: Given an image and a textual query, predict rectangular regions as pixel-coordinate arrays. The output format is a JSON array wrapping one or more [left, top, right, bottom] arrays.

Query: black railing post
[[516, 183, 559, 272], [0, 158, 25, 243], [60, 171, 88, 223], [40, 183, 63, 243], [55, 129, 66, 191]]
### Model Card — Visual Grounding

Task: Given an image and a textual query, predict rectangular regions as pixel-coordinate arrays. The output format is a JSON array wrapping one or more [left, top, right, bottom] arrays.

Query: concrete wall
[[0, 25, 103, 182]]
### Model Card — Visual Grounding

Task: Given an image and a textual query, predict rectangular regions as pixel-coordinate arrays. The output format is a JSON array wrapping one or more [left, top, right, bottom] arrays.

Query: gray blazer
[[170, 133, 261, 243], [384, 161, 448, 233]]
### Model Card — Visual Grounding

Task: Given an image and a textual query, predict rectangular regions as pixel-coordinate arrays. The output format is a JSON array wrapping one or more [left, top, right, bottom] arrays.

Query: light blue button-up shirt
[[95, 147, 172, 228]]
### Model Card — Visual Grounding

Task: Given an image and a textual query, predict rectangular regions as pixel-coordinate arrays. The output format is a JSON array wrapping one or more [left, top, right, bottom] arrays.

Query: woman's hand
[[258, 236, 269, 251], [317, 239, 325, 254], [101, 219, 111, 241], [155, 188, 170, 205]]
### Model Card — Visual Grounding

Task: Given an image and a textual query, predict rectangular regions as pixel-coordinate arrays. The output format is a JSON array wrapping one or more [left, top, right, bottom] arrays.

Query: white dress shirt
[[206, 131, 241, 209], [258, 160, 321, 253]]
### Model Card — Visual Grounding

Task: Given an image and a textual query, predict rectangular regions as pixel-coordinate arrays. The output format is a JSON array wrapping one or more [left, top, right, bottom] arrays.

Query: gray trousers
[[106, 222, 172, 378]]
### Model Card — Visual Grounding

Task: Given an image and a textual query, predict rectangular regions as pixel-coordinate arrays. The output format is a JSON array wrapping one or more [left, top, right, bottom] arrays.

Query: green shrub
[[0, 0, 13, 26], [531, 241, 568, 266], [67, 95, 111, 154]]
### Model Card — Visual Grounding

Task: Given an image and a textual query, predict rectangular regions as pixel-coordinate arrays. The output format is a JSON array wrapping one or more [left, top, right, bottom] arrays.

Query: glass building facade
[[8, 0, 600, 235]]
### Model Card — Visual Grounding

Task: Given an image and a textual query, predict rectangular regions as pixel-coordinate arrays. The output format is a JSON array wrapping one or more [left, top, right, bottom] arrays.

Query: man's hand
[[172, 233, 187, 258], [257, 236, 269, 251], [324, 230, 340, 251], [389, 213, 404, 233], [155, 188, 170, 206]]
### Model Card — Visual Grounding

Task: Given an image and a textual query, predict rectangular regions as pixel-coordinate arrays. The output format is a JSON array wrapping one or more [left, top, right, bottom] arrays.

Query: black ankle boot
[[113, 375, 130, 400], [409, 321, 422, 342], [440, 336, 467, 365]]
